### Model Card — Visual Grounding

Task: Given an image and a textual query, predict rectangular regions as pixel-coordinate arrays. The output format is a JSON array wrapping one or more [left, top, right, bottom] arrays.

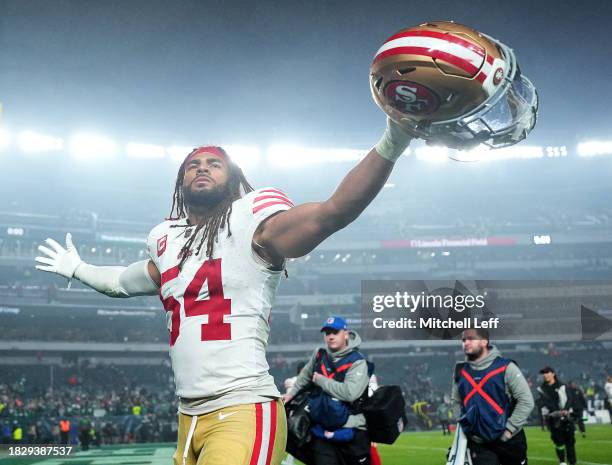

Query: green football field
[[1, 425, 610, 465]]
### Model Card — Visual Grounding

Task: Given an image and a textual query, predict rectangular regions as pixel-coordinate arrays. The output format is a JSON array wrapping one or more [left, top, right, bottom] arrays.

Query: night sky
[[1, 0, 611, 149]]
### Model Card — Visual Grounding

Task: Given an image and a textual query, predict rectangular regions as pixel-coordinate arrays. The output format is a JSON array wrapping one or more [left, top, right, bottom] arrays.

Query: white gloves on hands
[[35, 233, 83, 279], [35, 234, 158, 297], [374, 117, 414, 163]]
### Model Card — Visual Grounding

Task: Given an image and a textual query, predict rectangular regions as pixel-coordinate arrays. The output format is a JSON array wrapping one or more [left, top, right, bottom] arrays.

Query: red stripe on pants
[[249, 403, 263, 465], [265, 401, 277, 465]]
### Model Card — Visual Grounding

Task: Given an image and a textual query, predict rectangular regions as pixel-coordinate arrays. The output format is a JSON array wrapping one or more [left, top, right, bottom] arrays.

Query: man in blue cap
[[283, 316, 371, 465]]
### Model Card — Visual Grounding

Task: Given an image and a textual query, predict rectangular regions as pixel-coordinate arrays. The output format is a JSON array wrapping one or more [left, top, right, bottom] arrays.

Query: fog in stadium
[[0, 1, 611, 464]]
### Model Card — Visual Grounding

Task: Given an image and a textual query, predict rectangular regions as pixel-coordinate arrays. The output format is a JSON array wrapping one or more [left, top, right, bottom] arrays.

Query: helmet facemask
[[418, 39, 538, 150]]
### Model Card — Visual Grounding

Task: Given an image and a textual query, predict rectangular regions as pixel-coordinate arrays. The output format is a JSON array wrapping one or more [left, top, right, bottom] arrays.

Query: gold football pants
[[174, 399, 287, 465]]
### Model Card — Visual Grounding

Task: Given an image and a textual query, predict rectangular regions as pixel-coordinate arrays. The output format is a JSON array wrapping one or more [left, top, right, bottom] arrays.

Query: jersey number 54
[[160, 258, 232, 346]]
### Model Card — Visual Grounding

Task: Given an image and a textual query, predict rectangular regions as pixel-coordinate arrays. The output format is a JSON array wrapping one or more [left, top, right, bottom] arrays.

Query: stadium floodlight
[[70, 133, 117, 160], [414, 146, 448, 163], [166, 145, 194, 162], [452, 144, 544, 162], [577, 140, 612, 157], [17, 130, 64, 153], [126, 143, 166, 159], [0, 127, 11, 150], [266, 144, 365, 167], [223, 144, 261, 168], [545, 146, 567, 158], [533, 234, 552, 245]]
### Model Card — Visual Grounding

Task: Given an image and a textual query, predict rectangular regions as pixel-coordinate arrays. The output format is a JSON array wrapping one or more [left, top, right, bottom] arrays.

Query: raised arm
[[35, 233, 160, 297], [254, 119, 412, 261]]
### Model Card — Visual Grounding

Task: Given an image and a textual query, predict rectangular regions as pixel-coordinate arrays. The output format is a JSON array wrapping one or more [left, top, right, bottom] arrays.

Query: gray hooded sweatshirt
[[288, 330, 369, 429], [451, 345, 534, 439]]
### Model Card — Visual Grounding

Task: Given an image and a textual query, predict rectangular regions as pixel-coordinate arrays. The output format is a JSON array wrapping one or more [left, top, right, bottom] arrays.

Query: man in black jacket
[[537, 367, 579, 465], [567, 381, 587, 438]]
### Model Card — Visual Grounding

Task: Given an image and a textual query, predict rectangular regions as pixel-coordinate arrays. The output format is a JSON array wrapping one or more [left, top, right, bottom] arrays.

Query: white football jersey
[[146, 187, 293, 411]]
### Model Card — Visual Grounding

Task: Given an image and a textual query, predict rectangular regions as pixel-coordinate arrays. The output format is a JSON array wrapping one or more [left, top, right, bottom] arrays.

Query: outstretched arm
[[35, 233, 160, 297], [254, 119, 412, 261]]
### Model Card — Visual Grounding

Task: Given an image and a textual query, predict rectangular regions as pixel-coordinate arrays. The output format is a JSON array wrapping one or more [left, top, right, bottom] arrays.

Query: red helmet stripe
[[475, 56, 495, 84], [373, 46, 480, 76], [384, 30, 485, 57]]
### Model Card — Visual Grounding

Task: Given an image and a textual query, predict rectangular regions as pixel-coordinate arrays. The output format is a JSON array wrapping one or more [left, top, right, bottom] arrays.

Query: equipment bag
[[285, 389, 315, 465], [360, 385, 406, 444]]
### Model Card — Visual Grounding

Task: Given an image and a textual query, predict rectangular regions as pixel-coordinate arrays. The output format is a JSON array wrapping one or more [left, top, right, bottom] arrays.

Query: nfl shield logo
[[157, 235, 167, 257]]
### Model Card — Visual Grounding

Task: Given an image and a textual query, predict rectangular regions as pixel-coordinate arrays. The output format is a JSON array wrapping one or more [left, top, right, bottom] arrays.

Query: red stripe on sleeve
[[258, 188, 288, 197], [252, 200, 293, 215], [254, 194, 294, 205]]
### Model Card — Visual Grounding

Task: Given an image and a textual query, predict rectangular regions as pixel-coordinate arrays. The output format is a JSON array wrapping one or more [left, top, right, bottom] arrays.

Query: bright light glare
[[415, 146, 448, 163], [70, 133, 117, 160], [545, 146, 567, 158], [0, 127, 10, 150], [166, 145, 194, 162], [452, 145, 544, 162], [223, 144, 261, 167], [126, 143, 166, 159], [267, 144, 365, 167], [577, 140, 612, 157], [17, 130, 64, 153]]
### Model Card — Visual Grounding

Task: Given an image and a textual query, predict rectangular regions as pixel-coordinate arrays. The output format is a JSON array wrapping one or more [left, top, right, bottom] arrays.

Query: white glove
[[35, 233, 83, 279], [35, 233, 158, 297], [374, 117, 414, 162]]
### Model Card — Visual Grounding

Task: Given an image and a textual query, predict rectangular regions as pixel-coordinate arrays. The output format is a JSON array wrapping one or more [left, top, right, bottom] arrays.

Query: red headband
[[185, 146, 227, 164]]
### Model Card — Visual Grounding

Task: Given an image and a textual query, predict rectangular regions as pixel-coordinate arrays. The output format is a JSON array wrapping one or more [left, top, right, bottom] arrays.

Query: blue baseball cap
[[321, 316, 348, 332]]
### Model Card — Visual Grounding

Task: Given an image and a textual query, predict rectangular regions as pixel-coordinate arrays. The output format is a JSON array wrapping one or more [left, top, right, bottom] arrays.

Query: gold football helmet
[[370, 21, 538, 150]]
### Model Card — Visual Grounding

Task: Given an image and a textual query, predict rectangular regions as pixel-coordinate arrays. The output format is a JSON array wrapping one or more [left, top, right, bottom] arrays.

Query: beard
[[183, 183, 228, 210], [465, 345, 485, 361]]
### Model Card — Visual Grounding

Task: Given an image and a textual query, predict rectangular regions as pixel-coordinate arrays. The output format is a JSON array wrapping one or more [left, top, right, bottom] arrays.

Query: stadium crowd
[[0, 363, 177, 446], [1, 342, 610, 446]]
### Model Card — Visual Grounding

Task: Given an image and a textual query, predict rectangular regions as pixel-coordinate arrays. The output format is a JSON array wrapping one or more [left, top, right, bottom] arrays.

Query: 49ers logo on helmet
[[384, 81, 440, 115], [493, 67, 504, 86]]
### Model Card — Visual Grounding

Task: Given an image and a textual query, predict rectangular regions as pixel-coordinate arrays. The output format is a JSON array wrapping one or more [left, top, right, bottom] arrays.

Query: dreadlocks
[[168, 146, 254, 269]]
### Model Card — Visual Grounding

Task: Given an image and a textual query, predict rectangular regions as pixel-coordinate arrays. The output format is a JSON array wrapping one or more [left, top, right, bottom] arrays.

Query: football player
[[35, 121, 413, 465]]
